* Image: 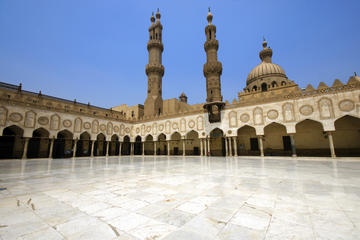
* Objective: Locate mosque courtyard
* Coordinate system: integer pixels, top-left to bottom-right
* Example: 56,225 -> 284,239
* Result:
0,156 -> 359,240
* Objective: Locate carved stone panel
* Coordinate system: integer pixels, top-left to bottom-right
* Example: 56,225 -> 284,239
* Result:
196,116 -> 204,130
107,122 -> 113,135
318,98 -> 334,119
50,114 -> 60,130
229,111 -> 238,128
299,105 -> 313,116
338,99 -> 355,112
253,107 -> 263,125
10,112 -> 23,122
100,124 -> 106,132
152,123 -> 157,135
92,120 -> 99,134
165,121 -> 171,134
283,103 -> 295,122
180,118 -> 186,132
267,110 -> 279,120
63,120 -> 72,128
84,122 -> 91,130
74,118 -> 82,133
37,116 -> 49,125
240,113 -> 250,123
172,122 -> 178,130
136,127 -> 140,134
24,111 -> 36,128
141,124 -> 145,136
0,107 -> 8,126
158,123 -> 164,132
188,120 -> 195,129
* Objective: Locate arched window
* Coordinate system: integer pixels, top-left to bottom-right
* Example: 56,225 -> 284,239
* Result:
209,30 -> 212,40
271,81 -> 277,88
261,83 -> 268,91
253,86 -> 257,91
155,33 -> 158,39
281,81 -> 286,86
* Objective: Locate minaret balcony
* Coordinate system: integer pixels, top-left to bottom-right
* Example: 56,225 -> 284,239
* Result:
203,61 -> 222,77
145,63 -> 164,76
147,40 -> 164,52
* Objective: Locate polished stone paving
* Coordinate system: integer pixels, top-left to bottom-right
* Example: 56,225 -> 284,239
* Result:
0,156 -> 360,240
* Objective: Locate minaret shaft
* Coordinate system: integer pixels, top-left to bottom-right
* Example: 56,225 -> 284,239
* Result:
144,11 -> 164,117
203,10 -> 224,123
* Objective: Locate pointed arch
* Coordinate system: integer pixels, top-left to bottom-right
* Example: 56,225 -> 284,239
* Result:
121,135 -> 131,155
156,133 -> 167,155
237,125 -> 258,156
263,122 -> 291,156
144,134 -> 154,155
209,128 -> 225,156
170,132 -> 182,155
294,119 -> 330,156
94,133 -> 106,156
185,130 -> 200,155
27,127 -> 50,158
53,130 -> 73,158
333,115 -> 360,156
109,134 -> 119,156
0,125 -> 24,159
77,131 -> 91,157
134,135 -> 142,155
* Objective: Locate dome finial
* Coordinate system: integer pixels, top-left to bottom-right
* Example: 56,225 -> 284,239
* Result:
262,36 -> 267,49
207,7 -> 213,25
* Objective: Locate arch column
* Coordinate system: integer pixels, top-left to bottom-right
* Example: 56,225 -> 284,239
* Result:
154,142 -> 157,156
200,139 -> 203,156
289,134 -> 297,157
258,136 -> 264,157
233,136 -> 238,157
22,137 -> 29,159
225,137 -> 228,156
142,142 -> 145,155
207,137 -> 211,156
229,137 -> 233,156
106,141 -> 110,156
119,142 -> 122,156
327,132 -> 336,158
49,137 -> 54,158
90,140 -> 95,157
73,139 -> 78,158
182,137 -> 186,156
204,138 -> 208,156
130,142 -> 134,155
167,141 -> 170,156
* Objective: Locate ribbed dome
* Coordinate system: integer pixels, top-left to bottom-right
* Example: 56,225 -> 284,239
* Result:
246,62 -> 286,85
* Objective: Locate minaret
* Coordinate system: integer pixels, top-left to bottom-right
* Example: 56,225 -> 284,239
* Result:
203,8 -> 224,123
144,9 -> 164,117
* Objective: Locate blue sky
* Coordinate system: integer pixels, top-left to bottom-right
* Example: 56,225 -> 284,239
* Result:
0,0 -> 359,108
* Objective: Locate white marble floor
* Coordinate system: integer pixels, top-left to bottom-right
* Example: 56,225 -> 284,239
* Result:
0,156 -> 360,240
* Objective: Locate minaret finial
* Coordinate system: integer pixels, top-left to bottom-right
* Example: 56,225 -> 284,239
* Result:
207,7 -> 213,24
156,8 -> 161,20
208,7 -> 211,12
150,12 -> 155,23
